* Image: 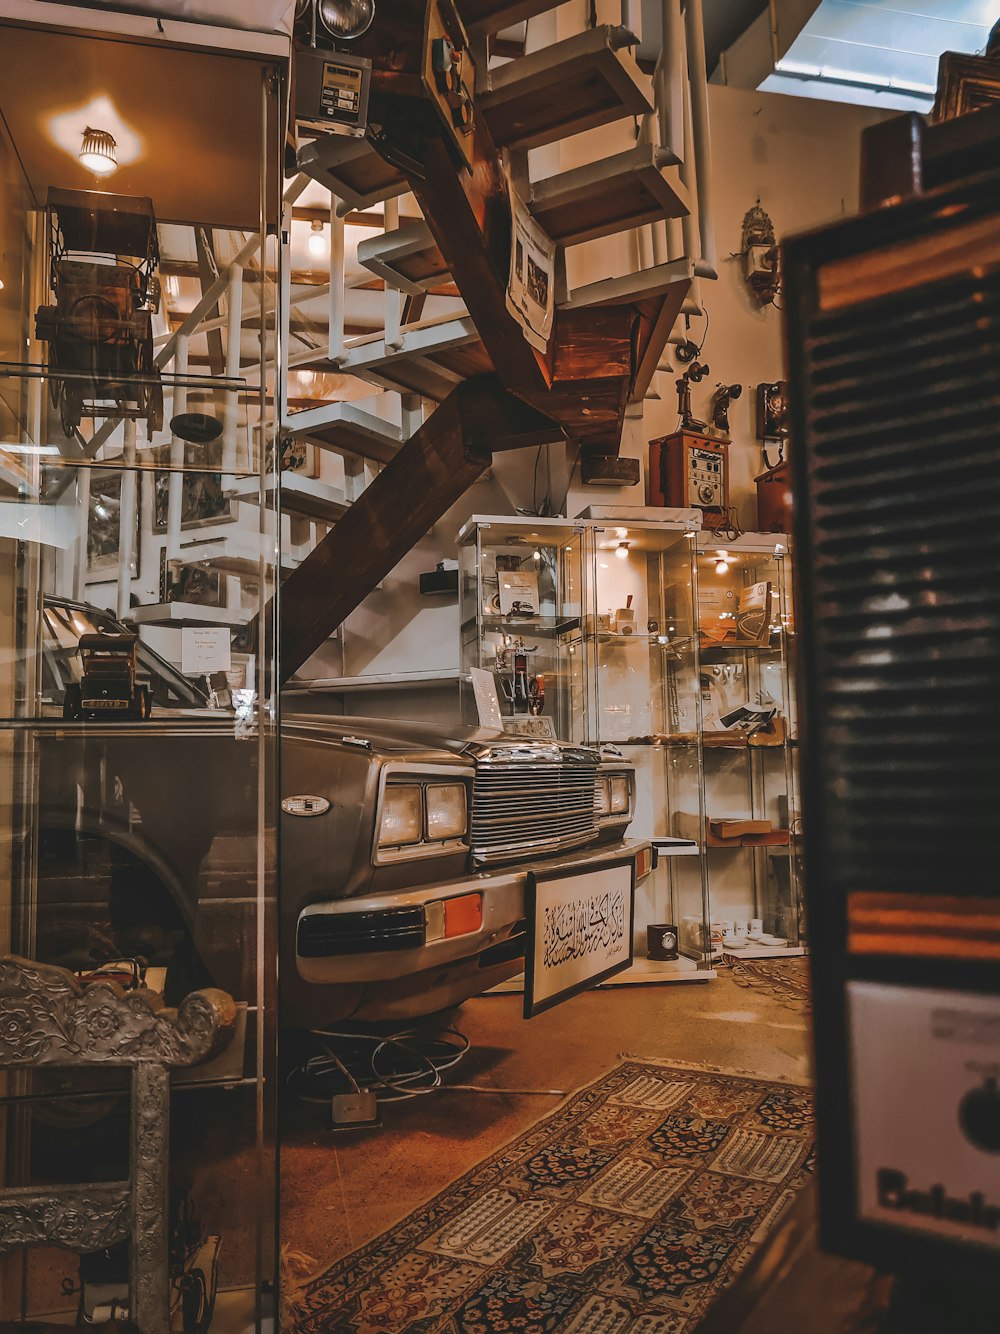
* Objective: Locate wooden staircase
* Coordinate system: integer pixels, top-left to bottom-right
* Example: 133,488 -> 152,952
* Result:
271,0 -> 714,679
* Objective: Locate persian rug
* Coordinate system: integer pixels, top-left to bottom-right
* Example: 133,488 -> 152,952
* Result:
724,956 -> 812,1011
293,1060 -> 814,1334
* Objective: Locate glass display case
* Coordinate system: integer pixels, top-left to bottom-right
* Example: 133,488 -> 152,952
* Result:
0,10 -> 284,1328
684,532 -> 803,959
458,515 -> 714,982
586,522 -> 712,980
458,516 -> 588,741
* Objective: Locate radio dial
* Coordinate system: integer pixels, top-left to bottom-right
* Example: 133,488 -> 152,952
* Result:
698,483 -> 716,505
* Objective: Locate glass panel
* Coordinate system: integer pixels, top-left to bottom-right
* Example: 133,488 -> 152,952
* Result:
0,15 -> 281,1327
458,517 -> 586,742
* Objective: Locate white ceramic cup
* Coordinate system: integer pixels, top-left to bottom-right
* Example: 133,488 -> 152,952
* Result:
748,919 -> 764,939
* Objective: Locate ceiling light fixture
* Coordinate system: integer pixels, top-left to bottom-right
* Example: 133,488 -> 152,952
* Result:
715,551 -> 730,575
79,126 -> 117,176
308,220 -> 328,257
615,541 -> 630,561
318,0 -> 375,40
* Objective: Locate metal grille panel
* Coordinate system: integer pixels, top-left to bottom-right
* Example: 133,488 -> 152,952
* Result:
798,262 -> 1000,896
470,757 -> 599,864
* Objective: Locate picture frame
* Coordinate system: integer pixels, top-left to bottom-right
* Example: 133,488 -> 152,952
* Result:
933,52 -> 1000,124
159,548 -> 227,608
87,468 -> 141,580
523,858 -> 635,1019
153,468 -> 235,533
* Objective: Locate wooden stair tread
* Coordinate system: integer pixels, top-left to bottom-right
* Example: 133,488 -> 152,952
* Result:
229,473 -> 351,524
530,144 -> 690,245
297,135 -> 407,214
481,25 -> 652,151
290,401 -> 404,464
356,220 -> 448,296
458,0 -> 565,34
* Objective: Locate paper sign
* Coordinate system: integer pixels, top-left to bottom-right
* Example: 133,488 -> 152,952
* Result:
181,626 -> 232,676
470,667 -> 504,730
506,179 -> 556,353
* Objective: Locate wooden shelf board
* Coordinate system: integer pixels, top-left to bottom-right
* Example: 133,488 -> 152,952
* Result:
228,474 -> 351,525
531,145 -> 690,246
128,602 -> 247,628
481,25 -> 653,152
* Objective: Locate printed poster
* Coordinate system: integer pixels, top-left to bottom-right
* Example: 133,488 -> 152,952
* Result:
506,179 -> 556,353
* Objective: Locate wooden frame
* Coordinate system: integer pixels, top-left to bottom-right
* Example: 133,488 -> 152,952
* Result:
523,856 -> 635,1018
933,52 -> 1000,124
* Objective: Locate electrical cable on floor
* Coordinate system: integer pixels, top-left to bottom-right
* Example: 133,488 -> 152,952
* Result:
287,1025 -> 470,1107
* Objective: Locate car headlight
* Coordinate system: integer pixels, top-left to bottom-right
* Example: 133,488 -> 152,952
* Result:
610,775 -> 630,814
378,784 -> 422,847
426,783 -> 468,841
596,773 -> 631,819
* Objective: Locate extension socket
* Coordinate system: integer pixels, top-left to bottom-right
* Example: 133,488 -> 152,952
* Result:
331,1089 -> 380,1131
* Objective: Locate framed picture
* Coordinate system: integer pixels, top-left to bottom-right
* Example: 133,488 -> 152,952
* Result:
159,548 -> 226,608
87,468 -> 141,579
933,52 -> 1000,123
523,859 -> 635,1018
153,468 -> 234,533
282,438 -> 320,479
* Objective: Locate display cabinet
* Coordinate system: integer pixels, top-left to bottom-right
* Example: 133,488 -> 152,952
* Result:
682,532 -> 803,958
458,515 -> 714,982
458,516 -> 588,741
0,10 -> 285,1327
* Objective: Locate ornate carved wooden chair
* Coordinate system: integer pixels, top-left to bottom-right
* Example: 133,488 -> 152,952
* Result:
0,956 -> 236,1334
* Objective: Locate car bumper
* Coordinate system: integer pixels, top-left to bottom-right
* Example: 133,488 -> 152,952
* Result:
296,837 -> 653,984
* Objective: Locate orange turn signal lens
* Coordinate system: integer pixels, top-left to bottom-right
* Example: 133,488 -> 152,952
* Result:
443,892 -> 483,938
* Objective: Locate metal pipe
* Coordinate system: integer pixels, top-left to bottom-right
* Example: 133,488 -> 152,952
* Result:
684,0 -> 719,278
383,197 -> 404,351
222,264 -> 243,474
328,193 -> 346,364
116,419 -> 137,620
658,0 -> 685,165
167,335 -> 189,560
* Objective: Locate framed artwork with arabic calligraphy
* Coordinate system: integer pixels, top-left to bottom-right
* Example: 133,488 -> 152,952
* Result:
523,858 -> 635,1018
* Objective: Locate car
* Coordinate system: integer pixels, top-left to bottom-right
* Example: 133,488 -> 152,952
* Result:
29,598 -> 648,1025
63,631 -> 152,721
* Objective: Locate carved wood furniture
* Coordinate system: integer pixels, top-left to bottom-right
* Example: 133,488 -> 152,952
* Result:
0,957 -> 237,1334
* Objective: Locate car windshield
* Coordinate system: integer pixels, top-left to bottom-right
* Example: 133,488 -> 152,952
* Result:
40,600 -> 207,710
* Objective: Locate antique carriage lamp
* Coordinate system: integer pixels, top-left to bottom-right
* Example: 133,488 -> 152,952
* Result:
79,126 -> 117,176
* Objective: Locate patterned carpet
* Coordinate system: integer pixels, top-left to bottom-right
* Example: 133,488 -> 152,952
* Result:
293,1060 -> 813,1333
725,956 -> 812,1011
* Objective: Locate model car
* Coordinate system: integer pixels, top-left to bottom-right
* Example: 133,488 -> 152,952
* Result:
29,599 -> 648,1026
63,631 -> 152,721
35,187 -> 163,437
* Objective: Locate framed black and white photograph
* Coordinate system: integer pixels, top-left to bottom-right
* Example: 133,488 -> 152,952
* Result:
523,858 -> 635,1018
159,548 -> 227,608
153,468 -> 234,533
87,468 -> 141,580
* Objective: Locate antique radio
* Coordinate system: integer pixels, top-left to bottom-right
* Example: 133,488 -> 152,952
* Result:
647,430 -> 728,527
785,110 -> 1000,1293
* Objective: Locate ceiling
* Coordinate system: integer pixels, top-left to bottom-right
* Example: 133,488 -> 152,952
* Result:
0,22 -> 279,228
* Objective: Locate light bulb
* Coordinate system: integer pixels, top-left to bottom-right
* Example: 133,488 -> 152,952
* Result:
79,127 -> 117,176
533,549 -> 542,561
614,541 -> 629,560
308,220 -> 328,257
715,559 -> 729,575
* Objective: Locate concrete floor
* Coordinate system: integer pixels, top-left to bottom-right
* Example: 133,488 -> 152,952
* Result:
279,970 -> 813,1275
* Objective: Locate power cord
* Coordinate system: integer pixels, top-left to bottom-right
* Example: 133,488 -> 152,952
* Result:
287,1025 -> 470,1108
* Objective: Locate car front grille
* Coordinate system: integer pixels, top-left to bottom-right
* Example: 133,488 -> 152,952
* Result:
470,746 -> 600,865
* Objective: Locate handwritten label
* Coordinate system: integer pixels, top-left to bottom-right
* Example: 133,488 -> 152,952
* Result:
181,627 -> 232,676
